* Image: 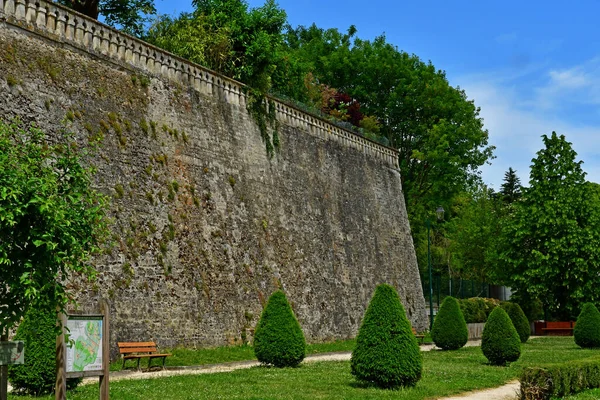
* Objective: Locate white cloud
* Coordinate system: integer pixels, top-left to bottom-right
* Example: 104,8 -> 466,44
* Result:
456,73 -> 600,189
548,68 -> 588,89
531,57 -> 600,109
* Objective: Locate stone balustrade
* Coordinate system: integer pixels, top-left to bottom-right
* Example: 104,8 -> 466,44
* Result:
0,0 -> 399,168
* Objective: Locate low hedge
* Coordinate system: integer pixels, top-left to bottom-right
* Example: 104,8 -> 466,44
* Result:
520,357 -> 600,400
458,297 -> 500,323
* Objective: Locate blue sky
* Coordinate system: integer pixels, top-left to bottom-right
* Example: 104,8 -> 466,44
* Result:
153,0 -> 600,189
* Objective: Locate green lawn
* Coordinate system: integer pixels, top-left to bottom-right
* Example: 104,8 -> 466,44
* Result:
563,390 -> 600,400
10,337 -> 597,400
111,339 -> 357,371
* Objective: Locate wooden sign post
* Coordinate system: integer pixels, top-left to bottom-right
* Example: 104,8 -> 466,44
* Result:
56,300 -> 110,400
0,333 -> 7,400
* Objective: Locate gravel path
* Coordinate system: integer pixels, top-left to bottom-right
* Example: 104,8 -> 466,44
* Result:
439,380 -> 520,400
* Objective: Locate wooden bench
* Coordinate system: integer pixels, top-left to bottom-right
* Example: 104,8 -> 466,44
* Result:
118,341 -> 171,370
412,327 -> 425,344
541,321 -> 575,336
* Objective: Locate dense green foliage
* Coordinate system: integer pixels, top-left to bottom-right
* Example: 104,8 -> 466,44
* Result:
431,296 -> 468,350
351,284 -> 422,388
458,297 -> 500,323
253,290 -> 305,367
500,302 -> 530,343
0,120 -> 108,335
56,0 -> 156,36
445,185 -> 502,283
501,133 -> 600,319
8,301 -> 80,394
481,307 -> 521,366
574,303 -> 600,349
520,357 -> 600,400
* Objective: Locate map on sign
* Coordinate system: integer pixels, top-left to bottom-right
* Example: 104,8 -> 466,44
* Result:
0,341 -> 24,365
66,318 -> 103,372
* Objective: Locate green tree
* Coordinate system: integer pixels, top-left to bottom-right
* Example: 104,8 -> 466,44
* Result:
55,0 -> 156,37
500,167 -> 522,204
500,302 -> 530,343
351,284 -> 422,388
431,296 -> 468,350
574,303 -> 600,348
282,30 -> 494,271
0,120 -> 109,336
446,184 -> 502,283
481,307 -> 521,366
253,290 -> 305,367
501,132 -> 600,319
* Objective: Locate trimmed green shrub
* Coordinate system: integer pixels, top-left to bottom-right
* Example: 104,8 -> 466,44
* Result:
432,296 -> 469,350
500,302 -> 530,343
458,297 -> 500,323
574,303 -> 600,348
351,284 -> 422,388
8,304 -> 80,395
520,357 -> 600,400
481,306 -> 521,366
253,290 -> 306,367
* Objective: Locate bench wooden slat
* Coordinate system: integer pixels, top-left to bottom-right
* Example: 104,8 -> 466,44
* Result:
123,353 -> 170,359
120,347 -> 158,354
118,342 -> 157,348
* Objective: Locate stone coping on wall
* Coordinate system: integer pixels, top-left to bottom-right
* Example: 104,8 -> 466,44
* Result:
0,0 -> 400,169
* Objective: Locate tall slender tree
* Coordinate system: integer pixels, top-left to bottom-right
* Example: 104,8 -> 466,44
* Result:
500,167 -> 522,204
502,132 -> 600,319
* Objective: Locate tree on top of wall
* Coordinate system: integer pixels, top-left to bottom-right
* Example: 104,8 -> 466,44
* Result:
55,0 -> 156,37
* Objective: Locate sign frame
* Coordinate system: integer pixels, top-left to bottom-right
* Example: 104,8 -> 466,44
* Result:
56,300 -> 110,400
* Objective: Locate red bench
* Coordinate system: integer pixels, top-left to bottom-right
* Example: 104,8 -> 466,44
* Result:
541,321 -> 575,336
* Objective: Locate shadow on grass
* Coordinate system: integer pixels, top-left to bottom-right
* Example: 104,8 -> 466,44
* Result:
348,380 -> 413,390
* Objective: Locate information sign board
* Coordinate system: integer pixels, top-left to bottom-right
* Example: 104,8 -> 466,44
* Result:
65,316 -> 103,373
0,341 -> 24,365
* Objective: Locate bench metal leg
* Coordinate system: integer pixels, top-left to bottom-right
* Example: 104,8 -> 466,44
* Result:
136,357 -> 141,371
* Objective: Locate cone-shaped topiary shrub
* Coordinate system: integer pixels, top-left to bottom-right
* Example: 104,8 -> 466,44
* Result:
351,284 -> 422,388
432,296 -> 469,350
500,302 -> 530,343
574,303 -> 600,348
8,303 -> 81,395
253,290 -> 306,367
481,307 -> 521,365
